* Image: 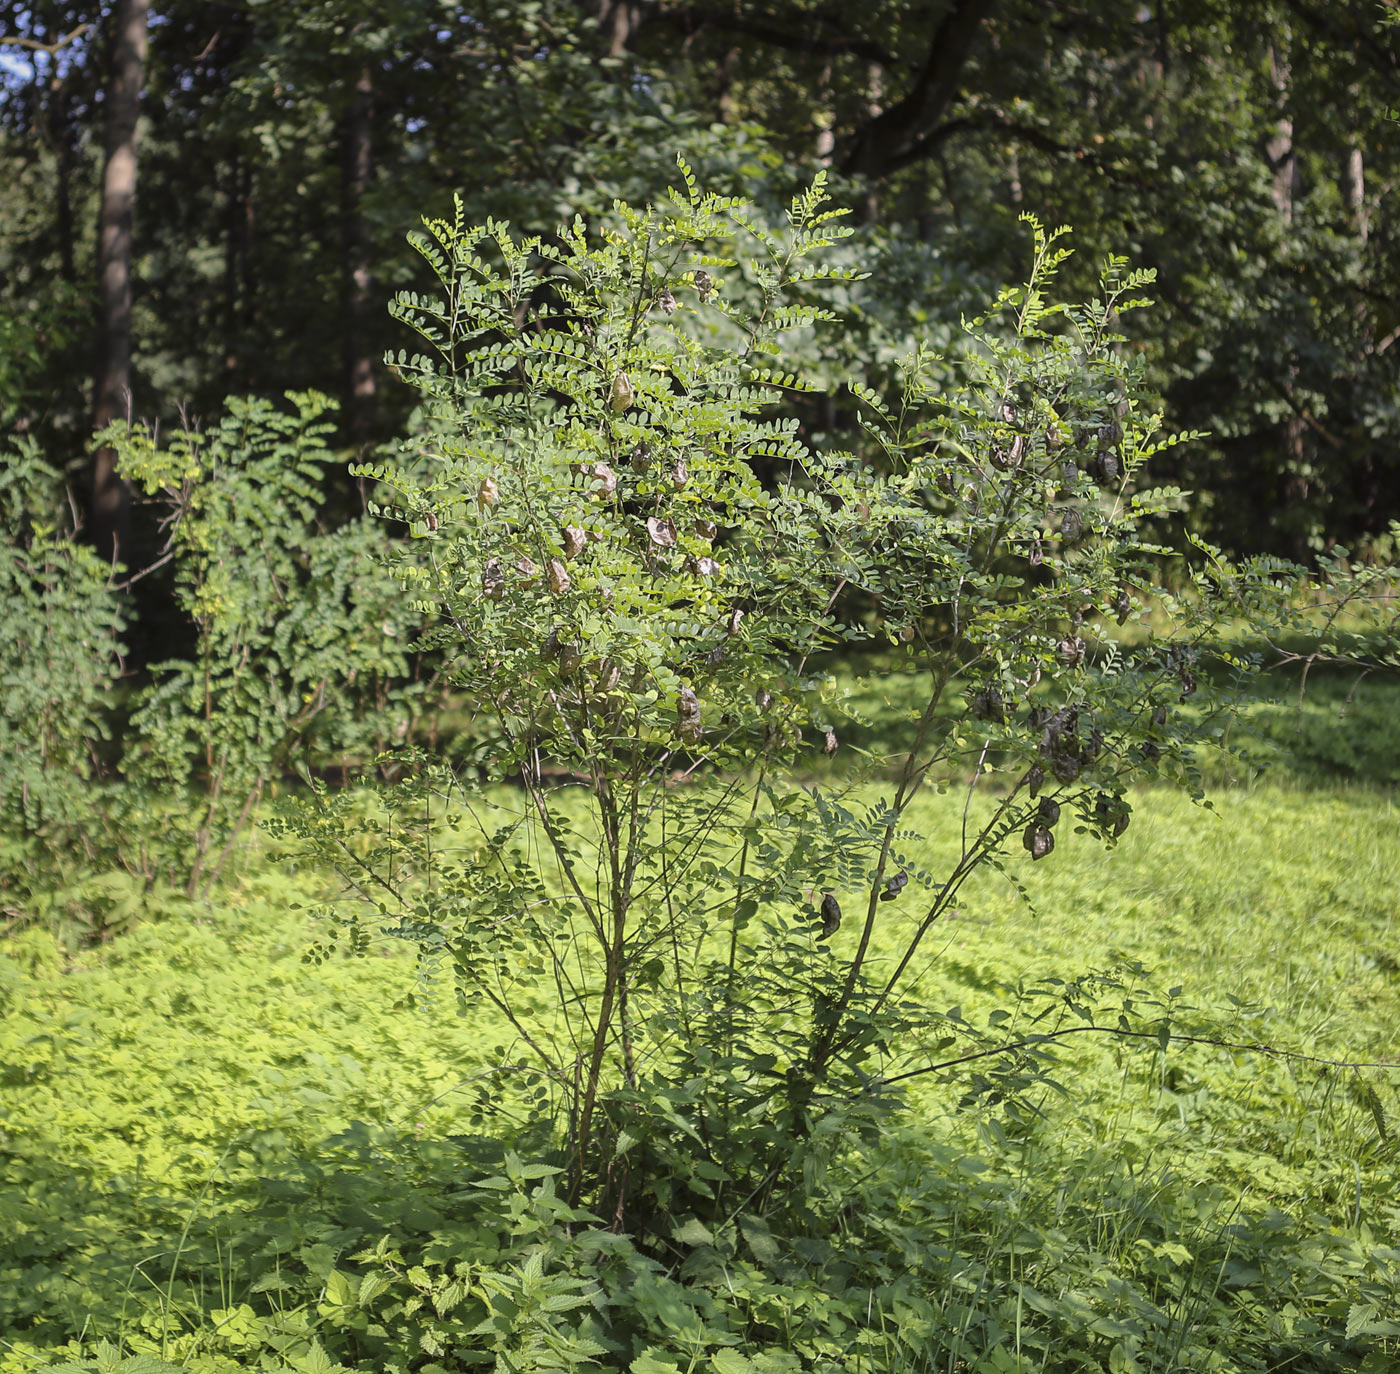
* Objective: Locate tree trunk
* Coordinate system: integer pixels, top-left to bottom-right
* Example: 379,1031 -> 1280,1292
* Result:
339,65 -> 376,446
1265,40 -> 1296,227
92,0 -> 149,567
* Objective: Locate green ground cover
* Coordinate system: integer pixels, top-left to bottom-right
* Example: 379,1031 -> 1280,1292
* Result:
2,775 -> 1397,1373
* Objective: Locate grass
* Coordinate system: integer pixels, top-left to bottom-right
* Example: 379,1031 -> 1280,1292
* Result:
2,769 -> 1398,1372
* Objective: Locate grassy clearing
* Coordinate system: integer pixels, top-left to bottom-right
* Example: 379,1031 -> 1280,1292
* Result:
2,778 -> 1397,1373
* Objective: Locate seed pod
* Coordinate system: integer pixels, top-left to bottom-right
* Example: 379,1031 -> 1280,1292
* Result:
1026,763 -> 1046,798
1038,797 -> 1061,828
694,518 -> 718,541
687,554 -> 718,577
754,687 -> 773,713
515,556 -> 538,585
629,442 -> 653,472
1141,741 -> 1161,762
726,606 -> 745,636
482,559 -> 505,601
591,463 -> 618,498
563,524 -> 587,558
990,435 -> 1026,471
477,477 -> 500,509
656,287 -> 678,315
823,727 -> 839,756
596,660 -> 621,693
671,460 -> 689,489
899,625 -> 916,643
677,686 -> 702,742
1045,423 -> 1066,452
1178,669 -> 1197,697
1057,636 -> 1087,669
1152,706 -> 1168,728
818,892 -> 842,939
1053,753 -> 1082,782
705,645 -> 726,667
547,558 -> 570,595
610,371 -> 635,412
423,510 -> 439,532
972,686 -> 1005,722
1062,461 -> 1079,488
880,871 -> 909,902
1060,509 -> 1085,544
1023,825 -> 1055,861
1028,539 -> 1044,567
1095,452 -> 1120,483
693,270 -> 714,302
1098,420 -> 1123,448
1114,587 -> 1132,624
936,471 -> 957,496
646,516 -> 677,548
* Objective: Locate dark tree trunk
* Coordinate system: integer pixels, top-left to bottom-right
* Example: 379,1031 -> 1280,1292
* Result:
339,65 -> 376,446
92,0 -> 149,567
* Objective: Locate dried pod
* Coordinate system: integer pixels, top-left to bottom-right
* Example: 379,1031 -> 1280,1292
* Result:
936,471 -> 957,496
656,287 -> 678,315
1095,793 -> 1132,838
1178,669 -> 1197,697
1028,539 -> 1044,567
563,524 -> 587,558
818,892 -> 842,939
477,476 -> 500,509
610,371 -> 635,412
1053,753 -> 1082,783
515,556 -> 538,585
482,559 -> 506,601
596,660 -> 621,693
646,516 -> 677,548
693,269 -> 714,302
705,645 -> 726,667
677,686 -> 702,742
1141,741 -> 1161,763
629,441 -> 653,472
1038,797 -> 1061,828
880,871 -> 909,902
726,607 -> 745,636
1023,825 -> 1055,861
1152,705 -> 1168,728
687,554 -> 718,577
990,435 -> 1026,471
823,727 -> 839,757
1098,420 -> 1123,448
1045,423 -> 1066,453
1057,635 -> 1087,669
546,558 -> 570,595
423,510 -> 439,532
899,625 -> 916,643
754,687 -> 774,713
694,518 -> 718,541
1062,461 -> 1079,488
1114,587 -> 1132,625
1026,763 -> 1046,798
972,686 -> 1005,723
542,627 -> 562,659
591,463 -> 618,498
671,459 -> 689,489
1060,509 -> 1085,544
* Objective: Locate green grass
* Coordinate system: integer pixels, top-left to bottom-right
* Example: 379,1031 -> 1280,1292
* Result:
2,778 -> 1397,1373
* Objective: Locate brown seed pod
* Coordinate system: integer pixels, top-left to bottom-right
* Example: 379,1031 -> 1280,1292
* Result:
1053,754 -> 1082,782
1098,420 -> 1123,448
687,554 -> 718,577
726,606 -> 745,636
1060,509 -> 1085,544
562,525 -> 587,558
671,460 -> 689,489
646,516 -> 677,548
677,686 -> 702,742
1141,741 -> 1161,762
423,511 -> 439,532
1152,706 -> 1168,728
818,891 -> 842,939
477,477 -> 500,509
899,625 -> 916,643
880,871 -> 909,902
655,287 -> 678,315
1114,587 -> 1132,624
596,660 -> 621,693
482,559 -> 505,602
693,270 -> 714,302
1038,797 -> 1061,828
972,687 -> 1005,723
1028,539 -> 1044,567
694,518 -> 718,542
546,558 -> 570,595
629,442 -> 653,472
705,644 -> 726,667
1057,636 -> 1087,669
990,434 -> 1026,471
1095,452 -> 1120,483
610,371 -> 635,412
515,556 -> 538,585
1045,423 -> 1066,453
591,463 -> 618,498
1178,669 -> 1197,697
754,687 -> 773,712
823,727 -> 839,756
1026,763 -> 1046,798
1023,825 -> 1055,861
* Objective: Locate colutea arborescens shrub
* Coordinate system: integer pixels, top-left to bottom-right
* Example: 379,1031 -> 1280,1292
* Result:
289,165 -> 1285,1243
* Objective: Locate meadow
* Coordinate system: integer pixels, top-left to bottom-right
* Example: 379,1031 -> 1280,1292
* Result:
3,675 -> 1398,1374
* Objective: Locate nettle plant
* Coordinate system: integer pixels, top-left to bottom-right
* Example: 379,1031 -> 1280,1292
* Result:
295,167 -> 1263,1243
